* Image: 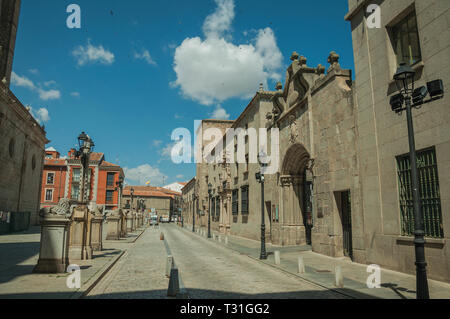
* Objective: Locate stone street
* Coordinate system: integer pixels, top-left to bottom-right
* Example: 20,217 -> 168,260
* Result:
86,224 -> 348,299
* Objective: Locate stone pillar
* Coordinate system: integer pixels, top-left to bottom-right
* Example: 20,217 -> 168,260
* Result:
120,211 -> 127,237
34,213 -> 71,274
90,212 -> 103,251
68,205 -> 92,260
126,211 -> 134,232
106,210 -> 121,240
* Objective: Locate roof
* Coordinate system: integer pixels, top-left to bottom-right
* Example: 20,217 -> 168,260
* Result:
89,152 -> 104,162
45,147 -> 57,152
44,158 -> 67,166
123,185 -> 181,198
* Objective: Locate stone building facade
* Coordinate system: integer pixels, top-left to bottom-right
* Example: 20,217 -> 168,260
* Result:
122,186 -> 181,219
181,177 -> 197,227
0,0 -> 49,227
181,0 -> 450,283
345,0 -> 450,282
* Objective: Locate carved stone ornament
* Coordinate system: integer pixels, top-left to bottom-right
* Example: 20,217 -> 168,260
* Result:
39,198 -> 76,218
289,114 -> 299,144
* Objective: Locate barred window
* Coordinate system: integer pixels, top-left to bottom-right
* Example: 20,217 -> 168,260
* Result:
396,147 -> 443,238
390,10 -> 422,66
107,173 -> 115,187
241,186 -> 249,214
232,189 -> 238,215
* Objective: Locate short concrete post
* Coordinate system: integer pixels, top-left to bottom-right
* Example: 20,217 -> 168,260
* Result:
166,255 -> 174,277
274,251 -> 281,265
167,267 -> 180,297
218,235 -> 222,243
225,236 -> 228,245
298,256 -> 305,274
335,265 -> 344,288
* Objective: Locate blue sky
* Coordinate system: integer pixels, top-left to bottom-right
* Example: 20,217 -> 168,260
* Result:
11,0 -> 353,186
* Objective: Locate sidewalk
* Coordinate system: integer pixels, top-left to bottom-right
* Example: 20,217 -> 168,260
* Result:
0,224 -> 146,299
184,225 -> 450,299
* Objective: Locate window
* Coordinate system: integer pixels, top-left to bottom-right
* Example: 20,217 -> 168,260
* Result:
106,190 -> 114,204
72,168 -> 81,183
390,10 -> 421,66
232,189 -> 239,215
107,172 -> 115,187
45,189 -> 53,202
71,185 -> 80,200
396,147 -> 444,238
47,172 -> 55,185
241,186 -> 249,214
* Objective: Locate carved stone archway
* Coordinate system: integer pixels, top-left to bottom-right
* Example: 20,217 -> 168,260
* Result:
278,143 -> 311,246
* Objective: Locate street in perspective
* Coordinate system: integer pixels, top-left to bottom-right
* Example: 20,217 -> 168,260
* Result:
1,0 -> 450,307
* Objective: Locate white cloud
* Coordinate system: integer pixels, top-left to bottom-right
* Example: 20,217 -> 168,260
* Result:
29,69 -> 39,75
11,72 -> 36,90
43,80 -> 57,87
28,106 -> 50,124
124,164 -> 167,186
210,105 -> 230,120
203,0 -> 235,39
70,92 -> 80,98
172,0 -> 282,106
176,174 -> 184,179
11,72 -> 61,101
38,88 -> 61,101
72,40 -> 115,66
134,49 -> 157,66
153,140 -> 163,147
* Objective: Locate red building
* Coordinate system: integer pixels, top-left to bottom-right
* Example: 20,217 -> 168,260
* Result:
40,148 -> 125,211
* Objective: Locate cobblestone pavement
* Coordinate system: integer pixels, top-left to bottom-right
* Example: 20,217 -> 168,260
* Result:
86,226 -> 170,299
163,224 -> 348,299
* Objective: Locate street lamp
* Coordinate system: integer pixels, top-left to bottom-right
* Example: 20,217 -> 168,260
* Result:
75,131 -> 94,203
390,63 -> 444,299
208,183 -> 212,238
255,151 -> 268,260
130,188 -> 135,212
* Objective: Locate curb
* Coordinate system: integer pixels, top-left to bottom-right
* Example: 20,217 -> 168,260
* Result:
71,250 -> 126,299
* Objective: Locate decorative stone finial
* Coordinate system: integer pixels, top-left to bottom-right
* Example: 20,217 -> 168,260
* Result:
290,51 -> 299,61
259,83 -> 264,92
316,64 -> 326,75
328,51 -> 340,65
275,82 -> 283,90
298,56 -> 307,66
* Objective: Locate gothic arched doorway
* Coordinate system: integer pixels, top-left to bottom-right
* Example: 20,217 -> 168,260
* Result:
279,143 -> 313,245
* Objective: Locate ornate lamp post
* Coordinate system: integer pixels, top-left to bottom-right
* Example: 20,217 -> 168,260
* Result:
255,151 -> 268,260
75,132 -> 94,203
130,188 -> 135,212
390,63 -> 444,299
208,183 -> 212,238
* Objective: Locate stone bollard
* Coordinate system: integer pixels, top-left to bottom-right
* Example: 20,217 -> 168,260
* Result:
106,211 -> 121,240
34,209 -> 71,273
218,235 -> 222,243
90,213 -> 103,251
225,236 -> 228,245
274,251 -> 281,265
166,255 -> 174,277
68,205 -> 93,260
160,233 -> 164,240
298,256 -> 305,274
335,265 -> 344,288
167,267 -> 180,297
